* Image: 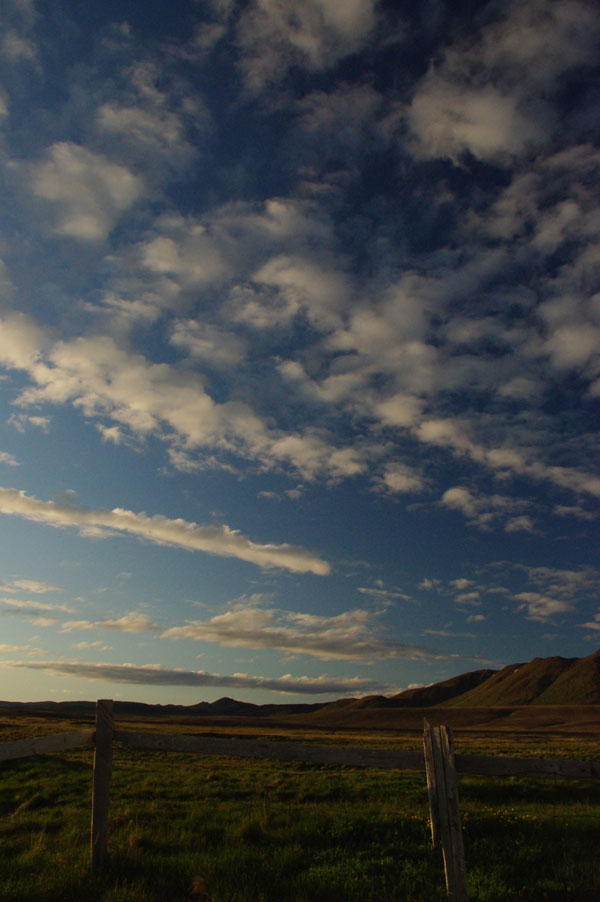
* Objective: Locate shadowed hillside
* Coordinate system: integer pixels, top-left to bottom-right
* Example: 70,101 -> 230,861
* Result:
390,669 -> 497,706
445,650 -> 600,707
533,649 -> 600,705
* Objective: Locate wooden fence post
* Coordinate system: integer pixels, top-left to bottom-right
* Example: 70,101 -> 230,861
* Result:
423,721 -> 468,902
91,699 -> 114,873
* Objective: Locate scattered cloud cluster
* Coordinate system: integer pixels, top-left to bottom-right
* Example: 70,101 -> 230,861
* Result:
407,0 -> 598,163
418,564 -> 600,624
58,601 -> 450,663
235,0 -> 377,91
0,0 -> 598,700
162,605 -> 444,661
514,566 -> 600,621
441,487 -> 535,533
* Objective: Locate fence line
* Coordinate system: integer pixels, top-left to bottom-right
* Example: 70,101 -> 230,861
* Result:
0,728 -> 94,763
2,699 -> 599,900
91,699 -> 113,873
114,728 -> 426,769
113,729 -> 600,780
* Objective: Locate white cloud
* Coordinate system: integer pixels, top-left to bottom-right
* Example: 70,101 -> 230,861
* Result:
515,592 -> 572,621
0,322 -> 273,467
0,313 -> 46,369
252,254 -> 350,330
422,629 -> 476,639
509,564 -> 600,621
516,565 -> 600,599
477,0 -> 599,85
441,486 -> 530,531
2,579 -> 59,594
97,103 -> 193,164
162,605 -> 445,661
408,78 -> 543,163
0,643 -> 44,656
0,485 -> 330,574
2,29 -> 38,64
455,592 -> 481,607
7,413 -> 50,433
0,451 -> 19,467
101,197 -> 339,327
28,142 -> 144,241
406,0 -> 599,163
450,578 -> 474,591
504,515 -> 536,534
62,611 -> 159,633
0,597 -> 73,619
170,320 -> 247,368
441,487 -> 479,520
553,504 -> 596,521
377,462 -> 427,495
357,586 -> 413,603
96,424 -> 125,445
140,226 -> 229,289
236,0 -> 377,91
579,613 -> 600,632
0,659 -> 395,696
424,423 -> 600,500
375,393 -> 423,428
497,377 -> 542,401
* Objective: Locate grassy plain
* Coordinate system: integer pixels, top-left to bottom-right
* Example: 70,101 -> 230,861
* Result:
0,710 -> 599,901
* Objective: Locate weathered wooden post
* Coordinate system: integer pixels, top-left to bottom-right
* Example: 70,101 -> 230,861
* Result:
91,699 -> 114,872
423,721 -> 468,901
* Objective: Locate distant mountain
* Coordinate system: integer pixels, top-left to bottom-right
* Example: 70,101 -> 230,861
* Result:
1,650 -> 599,719
0,696 -> 323,719
444,649 -> 600,707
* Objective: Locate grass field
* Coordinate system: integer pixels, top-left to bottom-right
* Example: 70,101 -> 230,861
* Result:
0,711 -> 599,901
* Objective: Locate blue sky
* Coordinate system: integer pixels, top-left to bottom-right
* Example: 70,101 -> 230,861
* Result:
0,0 -> 599,705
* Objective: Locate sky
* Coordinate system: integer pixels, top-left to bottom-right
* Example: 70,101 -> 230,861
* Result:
0,0 -> 599,706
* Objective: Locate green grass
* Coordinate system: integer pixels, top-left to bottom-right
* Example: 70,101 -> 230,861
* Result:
0,718 -> 599,900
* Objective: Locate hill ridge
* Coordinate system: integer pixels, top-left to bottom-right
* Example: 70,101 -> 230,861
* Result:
441,649 -> 600,707
1,649 -> 598,717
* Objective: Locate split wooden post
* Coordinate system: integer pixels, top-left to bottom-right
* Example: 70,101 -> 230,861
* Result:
91,699 -> 114,872
423,721 -> 468,902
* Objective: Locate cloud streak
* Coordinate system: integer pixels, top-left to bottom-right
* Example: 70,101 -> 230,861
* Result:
0,660 -> 394,696
1,597 -> 74,617
62,612 -> 159,633
1,578 -> 59,594
0,486 -> 330,574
